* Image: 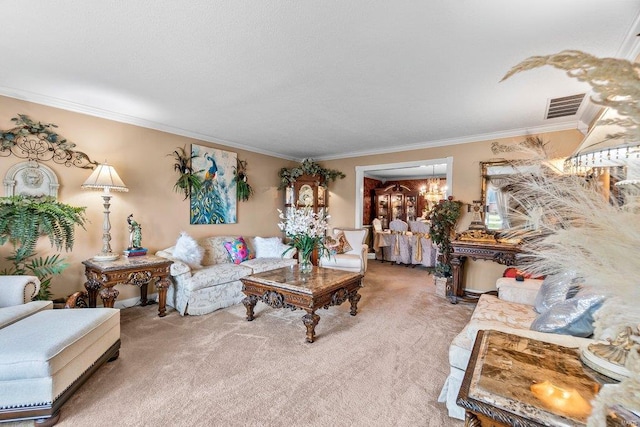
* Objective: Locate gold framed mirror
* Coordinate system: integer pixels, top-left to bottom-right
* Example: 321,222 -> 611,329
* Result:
480,160 -> 518,231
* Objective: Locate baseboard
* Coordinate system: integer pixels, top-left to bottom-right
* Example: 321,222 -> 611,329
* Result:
367,253 -> 376,260
94,294 -> 158,309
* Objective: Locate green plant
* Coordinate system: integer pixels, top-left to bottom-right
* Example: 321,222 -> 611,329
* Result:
169,146 -> 203,200
428,196 -> 463,277
234,159 -> 254,202
0,195 -> 87,300
278,158 -> 345,190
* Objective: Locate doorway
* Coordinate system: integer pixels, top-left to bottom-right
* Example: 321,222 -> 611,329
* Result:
354,157 -> 453,228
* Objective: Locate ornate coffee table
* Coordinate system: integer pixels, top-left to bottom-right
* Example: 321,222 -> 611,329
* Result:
240,266 -> 364,343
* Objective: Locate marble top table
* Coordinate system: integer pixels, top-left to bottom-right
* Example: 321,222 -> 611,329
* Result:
457,330 -> 616,426
240,265 -> 363,343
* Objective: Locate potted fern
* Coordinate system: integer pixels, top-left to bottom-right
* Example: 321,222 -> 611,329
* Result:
169,146 -> 203,200
234,159 -> 254,202
0,195 -> 87,300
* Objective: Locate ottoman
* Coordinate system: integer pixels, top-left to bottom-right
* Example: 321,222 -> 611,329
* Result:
0,307 -> 120,426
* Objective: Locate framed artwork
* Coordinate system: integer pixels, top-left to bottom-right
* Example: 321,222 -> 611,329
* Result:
3,161 -> 60,198
190,144 -> 237,224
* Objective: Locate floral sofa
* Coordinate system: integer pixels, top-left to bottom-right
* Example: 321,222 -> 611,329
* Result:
438,276 -> 603,420
156,235 -> 297,316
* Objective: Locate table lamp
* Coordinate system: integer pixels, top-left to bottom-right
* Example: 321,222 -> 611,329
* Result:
81,162 -> 129,261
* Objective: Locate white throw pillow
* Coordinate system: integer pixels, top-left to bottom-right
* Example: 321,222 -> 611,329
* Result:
254,236 -> 286,258
173,232 -> 205,269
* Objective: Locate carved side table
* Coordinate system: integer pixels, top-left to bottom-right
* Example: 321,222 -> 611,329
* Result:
82,255 -> 173,317
449,240 -> 520,304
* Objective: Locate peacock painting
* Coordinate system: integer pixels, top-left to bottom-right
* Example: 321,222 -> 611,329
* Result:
190,144 -> 237,224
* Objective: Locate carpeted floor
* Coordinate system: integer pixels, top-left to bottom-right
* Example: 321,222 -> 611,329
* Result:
11,262 -> 475,427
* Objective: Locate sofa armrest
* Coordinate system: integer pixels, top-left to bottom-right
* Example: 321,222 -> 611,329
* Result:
0,276 -> 41,307
496,277 -> 543,306
155,250 -> 192,277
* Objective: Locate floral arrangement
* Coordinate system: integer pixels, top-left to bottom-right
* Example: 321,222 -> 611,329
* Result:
278,158 -> 345,190
277,207 -> 331,271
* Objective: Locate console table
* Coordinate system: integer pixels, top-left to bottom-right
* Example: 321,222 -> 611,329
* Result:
449,239 -> 520,303
82,255 -> 173,317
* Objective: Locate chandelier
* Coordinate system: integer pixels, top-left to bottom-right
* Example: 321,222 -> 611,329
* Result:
420,166 -> 445,204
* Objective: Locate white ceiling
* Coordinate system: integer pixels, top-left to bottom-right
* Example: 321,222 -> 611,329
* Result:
2,1 -> 640,161
365,164 -> 447,181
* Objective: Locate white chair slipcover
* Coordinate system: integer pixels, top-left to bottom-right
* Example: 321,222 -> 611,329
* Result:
383,220 -> 411,264
408,221 -> 437,267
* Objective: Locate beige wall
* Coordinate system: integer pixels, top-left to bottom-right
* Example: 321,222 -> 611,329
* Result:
0,96 -> 295,301
322,130 -> 583,292
0,95 -> 583,299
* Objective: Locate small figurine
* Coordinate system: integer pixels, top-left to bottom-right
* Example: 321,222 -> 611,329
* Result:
127,214 -> 143,249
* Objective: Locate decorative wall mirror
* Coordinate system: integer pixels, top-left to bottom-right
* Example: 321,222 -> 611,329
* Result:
481,160 -> 544,231
480,160 -> 516,231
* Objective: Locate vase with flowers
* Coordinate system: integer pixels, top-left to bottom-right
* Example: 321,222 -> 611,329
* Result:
278,207 -> 330,273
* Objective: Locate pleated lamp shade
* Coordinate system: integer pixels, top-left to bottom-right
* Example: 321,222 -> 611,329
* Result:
81,163 -> 129,192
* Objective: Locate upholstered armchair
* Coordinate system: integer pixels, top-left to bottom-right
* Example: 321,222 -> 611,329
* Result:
319,228 -> 368,273
408,221 -> 437,267
383,219 -> 411,264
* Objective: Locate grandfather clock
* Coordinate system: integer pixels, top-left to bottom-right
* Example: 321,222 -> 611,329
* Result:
284,174 -> 327,215
284,174 -> 327,264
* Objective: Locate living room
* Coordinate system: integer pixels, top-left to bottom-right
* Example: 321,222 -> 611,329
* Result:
1,2 -> 640,426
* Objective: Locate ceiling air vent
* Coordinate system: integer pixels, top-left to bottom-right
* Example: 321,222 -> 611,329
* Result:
545,93 -> 585,119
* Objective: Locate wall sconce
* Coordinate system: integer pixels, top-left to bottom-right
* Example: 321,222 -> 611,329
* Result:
81,162 -> 129,261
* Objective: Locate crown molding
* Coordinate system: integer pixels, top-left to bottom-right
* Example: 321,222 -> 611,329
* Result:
312,121 -> 584,161
0,88 -> 297,161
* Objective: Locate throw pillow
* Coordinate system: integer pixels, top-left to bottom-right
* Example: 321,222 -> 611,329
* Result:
530,289 -> 605,337
334,231 -> 353,254
503,267 -> 544,280
224,237 -> 251,265
254,236 -> 285,258
173,232 -> 205,269
534,270 -> 579,314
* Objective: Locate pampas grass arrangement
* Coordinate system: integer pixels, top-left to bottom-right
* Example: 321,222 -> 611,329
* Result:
503,51 -> 640,425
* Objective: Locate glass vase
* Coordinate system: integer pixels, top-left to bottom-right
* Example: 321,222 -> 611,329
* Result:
299,250 -> 313,273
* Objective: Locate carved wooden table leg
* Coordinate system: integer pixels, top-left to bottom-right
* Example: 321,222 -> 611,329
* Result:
348,290 -> 361,316
99,287 -> 120,308
128,270 -> 153,306
243,295 -> 258,321
450,255 -> 463,304
302,311 -> 320,343
464,411 -> 482,427
139,282 -> 150,306
156,277 -> 171,317
84,276 -> 102,308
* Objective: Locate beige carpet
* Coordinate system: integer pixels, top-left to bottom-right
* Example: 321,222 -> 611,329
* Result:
13,262 -> 474,427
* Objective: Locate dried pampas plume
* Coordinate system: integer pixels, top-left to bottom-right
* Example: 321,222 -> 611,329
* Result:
503,49 -> 640,427
502,139 -> 640,333
503,50 -> 640,143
